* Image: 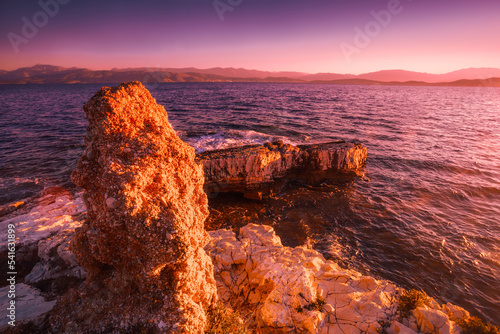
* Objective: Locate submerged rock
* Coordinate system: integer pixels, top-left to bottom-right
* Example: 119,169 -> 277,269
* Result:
50,82 -> 216,333
197,141 -> 367,199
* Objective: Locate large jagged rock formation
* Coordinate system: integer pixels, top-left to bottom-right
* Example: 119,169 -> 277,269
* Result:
50,82 -> 217,333
197,141 -> 367,199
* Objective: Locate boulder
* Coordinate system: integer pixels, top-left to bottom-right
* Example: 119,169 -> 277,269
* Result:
442,303 -> 470,321
24,229 -> 86,295
413,307 -> 461,334
197,141 -> 367,200
387,321 -> 418,334
50,82 -> 217,333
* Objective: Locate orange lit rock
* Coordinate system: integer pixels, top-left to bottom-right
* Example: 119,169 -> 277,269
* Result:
51,82 -> 216,333
412,307 -> 460,334
197,141 -> 367,200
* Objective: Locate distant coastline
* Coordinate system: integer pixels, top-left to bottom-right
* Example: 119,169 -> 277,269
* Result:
1,64 -> 500,87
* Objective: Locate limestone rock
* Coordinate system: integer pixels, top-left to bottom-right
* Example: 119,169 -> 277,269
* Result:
24,229 -> 86,294
205,224 -> 398,333
50,82 -> 217,333
442,303 -> 470,321
387,321 -> 418,334
0,188 -> 85,288
0,187 -> 84,255
413,307 -> 460,334
197,141 -> 367,199
0,283 -> 56,330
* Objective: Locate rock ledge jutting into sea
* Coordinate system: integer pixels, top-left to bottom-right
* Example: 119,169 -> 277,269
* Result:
197,141 -> 367,200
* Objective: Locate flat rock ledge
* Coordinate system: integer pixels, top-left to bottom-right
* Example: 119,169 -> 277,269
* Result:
197,141 -> 367,200
205,224 -> 467,334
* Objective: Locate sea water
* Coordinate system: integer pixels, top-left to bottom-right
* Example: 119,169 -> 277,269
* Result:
0,82 -> 499,324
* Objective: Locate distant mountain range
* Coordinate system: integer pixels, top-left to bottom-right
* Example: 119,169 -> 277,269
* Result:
1,64 -> 499,87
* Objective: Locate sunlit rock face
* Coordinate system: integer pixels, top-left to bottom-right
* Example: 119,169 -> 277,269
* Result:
206,224 -> 469,334
197,141 -> 367,200
51,82 -> 216,333
206,224 -> 398,333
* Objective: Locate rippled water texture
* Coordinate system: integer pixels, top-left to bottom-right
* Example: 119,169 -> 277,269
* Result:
0,83 -> 499,324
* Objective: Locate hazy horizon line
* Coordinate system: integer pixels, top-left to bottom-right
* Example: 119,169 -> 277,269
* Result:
3,63 -> 500,76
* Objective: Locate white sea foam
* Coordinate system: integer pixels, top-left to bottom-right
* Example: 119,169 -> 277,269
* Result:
179,129 -> 303,153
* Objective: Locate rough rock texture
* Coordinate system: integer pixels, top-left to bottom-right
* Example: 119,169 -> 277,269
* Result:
0,187 -> 85,288
387,299 -> 470,334
205,224 -> 468,334
206,224 -> 398,333
0,283 -> 56,330
24,228 -> 86,295
197,141 -> 367,199
50,82 -> 217,333
412,307 -> 460,334
0,212 -> 475,333
388,321 -> 418,334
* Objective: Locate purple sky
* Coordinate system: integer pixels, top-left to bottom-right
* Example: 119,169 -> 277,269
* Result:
1,0 -> 499,74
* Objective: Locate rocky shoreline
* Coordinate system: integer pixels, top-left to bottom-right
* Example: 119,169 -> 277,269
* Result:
0,82 -> 493,333
0,196 -> 475,333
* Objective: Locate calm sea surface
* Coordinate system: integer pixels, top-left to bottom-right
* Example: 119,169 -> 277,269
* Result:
0,83 -> 499,324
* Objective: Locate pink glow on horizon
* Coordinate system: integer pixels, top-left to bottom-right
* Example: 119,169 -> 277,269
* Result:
0,1 -> 498,74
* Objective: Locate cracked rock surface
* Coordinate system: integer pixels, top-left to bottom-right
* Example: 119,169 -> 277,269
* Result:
206,224 -> 398,333
0,187 -> 86,288
205,224 -> 467,334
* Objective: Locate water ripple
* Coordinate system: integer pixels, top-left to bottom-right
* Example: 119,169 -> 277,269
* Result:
1,83 -> 499,324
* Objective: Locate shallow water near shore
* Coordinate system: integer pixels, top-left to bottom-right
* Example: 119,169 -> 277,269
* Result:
0,82 -> 499,324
